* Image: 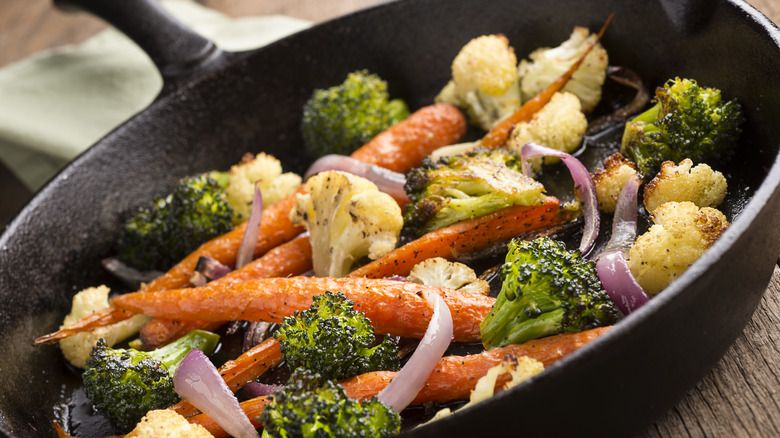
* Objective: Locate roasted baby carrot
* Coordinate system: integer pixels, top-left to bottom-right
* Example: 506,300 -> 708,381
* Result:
34,307 -> 135,346
190,327 -> 611,437
341,326 -> 611,403
139,234 -> 314,348
349,196 -> 571,279
350,103 -> 467,173
171,337 -> 283,418
478,14 -> 613,149
111,277 -> 495,343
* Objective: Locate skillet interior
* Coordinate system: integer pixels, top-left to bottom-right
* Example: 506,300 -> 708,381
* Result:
2,0 -> 780,436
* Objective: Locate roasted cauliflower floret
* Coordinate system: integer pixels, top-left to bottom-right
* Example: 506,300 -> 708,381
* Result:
505,91 -> 587,173
592,152 -> 639,212
290,170 -> 403,277
225,152 -> 302,222
426,355 -> 544,422
407,257 -> 490,295
126,409 -> 214,438
643,158 -> 727,213
59,285 -> 149,369
436,34 -> 522,131
518,26 -> 608,113
628,201 -> 730,296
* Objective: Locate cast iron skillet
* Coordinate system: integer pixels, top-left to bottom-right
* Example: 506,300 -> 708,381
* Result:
2,0 -> 780,436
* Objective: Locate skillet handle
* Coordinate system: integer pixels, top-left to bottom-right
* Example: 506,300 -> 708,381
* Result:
53,0 -> 223,81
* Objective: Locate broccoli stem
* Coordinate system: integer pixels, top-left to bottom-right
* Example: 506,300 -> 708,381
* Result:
149,329 -> 220,376
480,291 -> 563,348
633,102 -> 660,124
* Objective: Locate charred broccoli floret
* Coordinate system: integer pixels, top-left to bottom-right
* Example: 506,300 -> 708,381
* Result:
117,174 -> 235,272
276,291 -> 400,381
402,148 -> 546,239
301,70 -> 409,157
620,77 -> 745,177
480,237 -> 618,349
82,330 -> 220,432
260,368 -> 400,438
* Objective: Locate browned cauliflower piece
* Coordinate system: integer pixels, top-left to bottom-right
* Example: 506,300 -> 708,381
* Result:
425,355 -> 544,423
125,409 -> 214,438
643,158 -> 727,214
505,91 -> 587,173
436,34 -> 522,130
290,170 -> 403,277
59,285 -> 149,368
407,257 -> 490,295
225,152 -> 302,222
591,152 -> 639,212
518,26 -> 608,113
628,201 -> 729,296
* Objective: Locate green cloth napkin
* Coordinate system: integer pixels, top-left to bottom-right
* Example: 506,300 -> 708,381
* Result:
0,1 -> 310,191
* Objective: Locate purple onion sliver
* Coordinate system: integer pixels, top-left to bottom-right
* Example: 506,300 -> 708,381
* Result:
304,154 -> 408,201
174,349 -> 259,438
377,290 -> 453,412
520,143 -> 600,254
242,321 -> 274,352
236,184 -> 264,269
605,173 -> 641,252
194,256 -> 232,282
242,381 -> 284,398
596,172 -> 648,315
101,257 -> 163,287
596,250 -> 649,315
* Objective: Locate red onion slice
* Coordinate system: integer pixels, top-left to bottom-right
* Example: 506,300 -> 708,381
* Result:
174,349 -> 259,438
304,154 -> 408,202
236,184 -> 264,269
520,143 -> 599,255
377,289 -> 453,412
101,257 -> 163,288
596,251 -> 648,315
595,174 -> 649,315
190,256 -> 233,287
242,381 -> 284,398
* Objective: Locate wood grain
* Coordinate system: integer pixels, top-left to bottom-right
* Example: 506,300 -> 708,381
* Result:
0,1 -> 779,437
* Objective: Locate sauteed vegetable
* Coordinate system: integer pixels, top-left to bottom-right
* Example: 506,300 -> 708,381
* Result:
38,17 -> 746,438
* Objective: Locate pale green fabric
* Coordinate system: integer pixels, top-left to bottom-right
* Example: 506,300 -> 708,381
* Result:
0,1 -> 310,191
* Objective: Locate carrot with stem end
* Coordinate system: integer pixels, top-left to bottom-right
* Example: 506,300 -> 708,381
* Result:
111,277 -> 495,343
33,234 -> 313,346
349,196 -> 573,279
478,13 -> 614,149
189,327 -> 611,438
341,326 -> 611,403
35,197 -> 569,346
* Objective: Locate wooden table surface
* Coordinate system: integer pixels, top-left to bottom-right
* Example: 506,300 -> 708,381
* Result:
1,0 -> 779,436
